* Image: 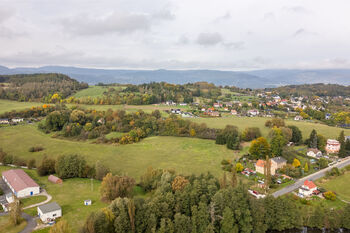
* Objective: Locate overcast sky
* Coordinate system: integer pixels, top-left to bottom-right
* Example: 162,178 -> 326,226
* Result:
0,0 -> 350,70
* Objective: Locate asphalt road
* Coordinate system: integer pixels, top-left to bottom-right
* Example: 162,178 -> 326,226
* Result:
272,157 -> 350,198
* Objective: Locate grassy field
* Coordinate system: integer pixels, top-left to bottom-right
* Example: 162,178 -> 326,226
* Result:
0,215 -> 27,233
317,172 -> 350,202
73,85 -> 127,98
0,166 -> 107,233
20,195 -> 47,208
0,124 -> 235,179
0,99 -> 42,115
190,116 -> 350,139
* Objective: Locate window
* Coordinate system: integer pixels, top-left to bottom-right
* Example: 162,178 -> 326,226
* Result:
53,214 -> 57,217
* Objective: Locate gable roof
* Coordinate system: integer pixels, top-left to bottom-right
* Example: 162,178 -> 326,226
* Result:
271,157 -> 287,164
2,169 -> 39,193
256,160 -> 265,168
308,148 -> 321,154
38,202 -> 61,214
303,180 -> 317,189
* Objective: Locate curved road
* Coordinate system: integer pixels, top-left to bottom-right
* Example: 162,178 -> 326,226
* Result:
23,190 -> 52,210
272,157 -> 350,198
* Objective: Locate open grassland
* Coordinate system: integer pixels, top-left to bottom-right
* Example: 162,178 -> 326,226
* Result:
0,124 -> 235,178
0,215 -> 27,233
317,172 -> 350,202
0,166 -> 107,233
67,103 -> 188,115
0,99 -> 42,115
190,116 -> 350,139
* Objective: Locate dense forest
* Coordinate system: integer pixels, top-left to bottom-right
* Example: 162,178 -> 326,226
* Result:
0,73 -> 88,102
266,83 -> 350,97
80,168 -> 350,233
69,82 -> 222,105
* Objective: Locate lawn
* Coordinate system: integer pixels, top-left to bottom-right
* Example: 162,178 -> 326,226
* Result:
0,166 -> 107,233
317,172 -> 350,202
0,215 -> 27,233
190,116 -> 350,139
0,124 -> 236,179
20,195 -> 47,208
0,99 -> 42,115
72,86 -> 110,98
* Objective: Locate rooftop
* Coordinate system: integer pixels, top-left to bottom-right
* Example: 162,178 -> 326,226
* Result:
271,157 -> 287,164
2,169 -> 39,193
38,202 -> 61,214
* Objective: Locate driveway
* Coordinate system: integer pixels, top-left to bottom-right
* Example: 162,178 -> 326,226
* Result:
272,157 -> 350,198
23,190 -> 52,210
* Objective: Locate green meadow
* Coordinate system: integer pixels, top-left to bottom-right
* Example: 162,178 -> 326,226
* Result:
0,166 -> 107,233
317,172 -> 350,202
190,116 -> 350,139
0,124 -> 235,179
0,99 -> 42,115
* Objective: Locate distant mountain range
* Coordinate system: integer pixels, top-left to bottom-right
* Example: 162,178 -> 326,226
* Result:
1,65 -> 350,88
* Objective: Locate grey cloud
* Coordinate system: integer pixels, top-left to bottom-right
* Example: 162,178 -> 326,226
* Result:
223,41 -> 245,50
177,35 -> 189,44
61,10 -> 173,36
293,28 -> 317,37
0,8 -> 15,23
263,12 -> 275,21
152,9 -> 175,20
196,32 -> 223,46
283,6 -> 310,14
214,12 -> 231,22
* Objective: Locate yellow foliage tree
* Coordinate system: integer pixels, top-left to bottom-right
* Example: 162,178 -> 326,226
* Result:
292,158 -> 301,168
49,220 -> 71,233
171,176 -> 189,191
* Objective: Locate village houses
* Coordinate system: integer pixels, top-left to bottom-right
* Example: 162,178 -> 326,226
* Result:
255,157 -> 287,175
326,139 -> 340,154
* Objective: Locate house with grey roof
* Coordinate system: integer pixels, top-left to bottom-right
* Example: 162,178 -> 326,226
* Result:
37,202 -> 62,223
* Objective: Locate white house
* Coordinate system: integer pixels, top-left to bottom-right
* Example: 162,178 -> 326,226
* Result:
326,139 -> 340,154
12,118 -> 24,123
247,109 -> 259,117
299,180 -> 318,197
0,118 -> 9,124
2,169 -> 40,198
294,115 -> 303,121
307,148 -> 322,159
38,202 -> 62,223
84,200 -> 92,206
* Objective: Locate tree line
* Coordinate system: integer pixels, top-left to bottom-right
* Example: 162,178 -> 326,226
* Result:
81,168 -> 350,233
0,73 -> 88,102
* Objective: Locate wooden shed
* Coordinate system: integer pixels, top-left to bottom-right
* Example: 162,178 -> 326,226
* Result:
48,175 -> 62,184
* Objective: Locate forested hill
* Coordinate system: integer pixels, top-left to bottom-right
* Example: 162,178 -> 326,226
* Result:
0,73 -> 88,102
2,65 -> 350,88
266,83 -> 350,97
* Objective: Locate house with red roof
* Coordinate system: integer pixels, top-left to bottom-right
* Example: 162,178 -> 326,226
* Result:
2,169 -> 40,198
299,180 -> 318,197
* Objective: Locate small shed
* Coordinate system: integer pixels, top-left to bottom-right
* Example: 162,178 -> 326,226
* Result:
48,175 -> 62,184
84,200 -> 92,206
38,202 -> 62,223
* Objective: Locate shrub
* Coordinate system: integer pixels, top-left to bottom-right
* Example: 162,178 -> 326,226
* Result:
27,159 -> 36,169
29,146 -> 44,152
55,154 -> 87,179
13,156 -> 27,166
324,191 -> 336,201
37,156 -> 56,176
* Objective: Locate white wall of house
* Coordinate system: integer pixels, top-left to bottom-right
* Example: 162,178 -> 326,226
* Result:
299,186 -> 317,197
17,187 -> 40,198
38,208 -> 62,223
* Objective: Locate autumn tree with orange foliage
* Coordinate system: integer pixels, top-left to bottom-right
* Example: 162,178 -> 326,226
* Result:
171,176 -> 189,191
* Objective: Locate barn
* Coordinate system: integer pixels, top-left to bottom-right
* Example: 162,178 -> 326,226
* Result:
2,169 -> 40,198
48,175 -> 62,184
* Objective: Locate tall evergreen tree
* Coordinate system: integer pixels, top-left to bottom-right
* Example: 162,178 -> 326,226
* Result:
220,207 -> 238,233
309,129 -> 318,148
338,130 -> 347,158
